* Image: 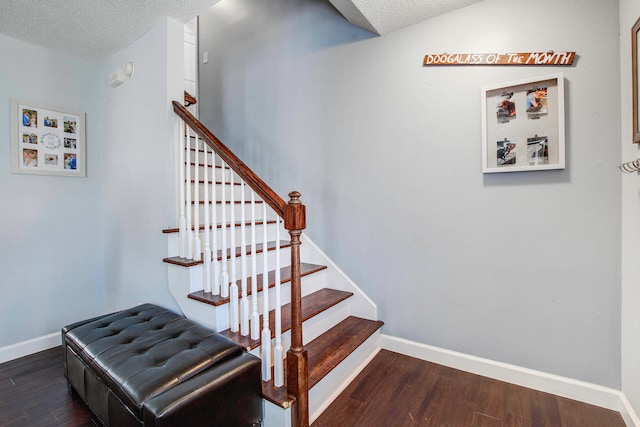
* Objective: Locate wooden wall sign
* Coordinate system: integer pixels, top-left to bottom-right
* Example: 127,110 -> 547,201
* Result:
423,52 -> 575,66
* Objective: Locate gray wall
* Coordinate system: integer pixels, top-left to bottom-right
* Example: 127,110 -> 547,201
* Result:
0,34 -> 105,346
101,17 -> 184,313
620,0 -> 640,417
0,18 -> 185,353
199,0 -> 622,388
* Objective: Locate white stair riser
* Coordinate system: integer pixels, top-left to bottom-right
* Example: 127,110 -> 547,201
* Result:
248,298 -> 352,362
186,149 -> 215,165
215,226 -> 280,252
225,280 -> 294,318
187,164 -> 240,183
235,272 -> 330,324
189,203 -> 277,223
187,182 -> 253,200
170,281 -> 305,335
188,225 -> 284,255
166,234 -> 293,275
167,264 -> 227,331
167,262 -> 331,335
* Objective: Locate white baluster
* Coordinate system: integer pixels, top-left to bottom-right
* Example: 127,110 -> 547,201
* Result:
202,143 -> 212,293
185,128 -> 193,260
250,191 -> 259,340
220,162 -> 229,299
211,151 -> 220,296
274,216 -> 283,387
192,138 -> 201,262
229,171 -> 239,332
178,120 -> 187,258
261,202 -> 272,381
240,181 -> 249,336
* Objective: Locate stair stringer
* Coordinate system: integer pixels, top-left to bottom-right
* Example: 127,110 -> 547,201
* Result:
299,233 -> 377,321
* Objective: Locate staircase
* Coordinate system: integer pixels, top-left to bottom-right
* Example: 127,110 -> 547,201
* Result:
163,100 -> 383,427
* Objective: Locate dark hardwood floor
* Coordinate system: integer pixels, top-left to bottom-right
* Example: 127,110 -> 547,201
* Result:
0,347 -> 626,427
312,350 -> 626,427
0,347 -> 95,426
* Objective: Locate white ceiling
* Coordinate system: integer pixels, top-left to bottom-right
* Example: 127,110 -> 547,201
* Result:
0,0 -> 483,63
328,0 -> 484,35
0,0 -> 221,63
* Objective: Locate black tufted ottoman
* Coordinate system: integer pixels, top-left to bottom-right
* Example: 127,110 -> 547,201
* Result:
62,303 -> 262,426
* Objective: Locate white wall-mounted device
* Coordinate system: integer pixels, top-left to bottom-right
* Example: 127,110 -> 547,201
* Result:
108,62 -> 135,88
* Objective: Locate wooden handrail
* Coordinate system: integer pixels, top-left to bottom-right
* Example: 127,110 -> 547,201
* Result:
184,91 -> 197,106
173,101 -> 287,218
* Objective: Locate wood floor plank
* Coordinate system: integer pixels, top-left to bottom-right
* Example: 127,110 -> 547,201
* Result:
0,348 -> 95,427
502,412 -> 533,427
528,388 -> 562,427
475,375 -> 507,420
557,395 -> 626,427
311,350 -> 626,427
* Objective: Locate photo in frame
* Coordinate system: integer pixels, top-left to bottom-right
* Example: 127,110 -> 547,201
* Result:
481,74 -> 565,173
632,16 -> 640,144
11,99 -> 86,177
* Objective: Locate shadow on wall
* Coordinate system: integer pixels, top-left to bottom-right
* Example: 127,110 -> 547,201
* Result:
203,0 -> 375,55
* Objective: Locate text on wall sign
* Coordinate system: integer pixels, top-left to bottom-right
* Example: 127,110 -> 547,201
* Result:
423,51 -> 575,66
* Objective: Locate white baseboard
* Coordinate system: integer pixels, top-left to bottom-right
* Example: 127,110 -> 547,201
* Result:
381,334 -> 639,427
621,393 -> 640,427
0,333 -> 60,365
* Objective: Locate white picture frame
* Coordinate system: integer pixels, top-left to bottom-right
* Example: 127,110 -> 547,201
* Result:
481,73 -> 565,173
11,99 -> 86,177
632,17 -> 640,144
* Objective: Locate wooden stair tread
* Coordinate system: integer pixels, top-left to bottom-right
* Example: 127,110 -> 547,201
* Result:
189,179 -> 242,185
220,288 -> 353,351
189,162 -> 226,168
190,179 -> 242,186
187,262 -> 327,305
306,316 -> 384,388
262,376 -> 295,408
163,240 -> 291,267
261,316 -> 383,408
162,219 -> 276,234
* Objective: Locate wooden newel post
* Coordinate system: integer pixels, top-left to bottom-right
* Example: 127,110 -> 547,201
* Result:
284,191 -> 309,427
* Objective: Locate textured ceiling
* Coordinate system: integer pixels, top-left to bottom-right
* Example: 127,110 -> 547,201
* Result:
0,0 -> 220,63
328,0 -> 485,35
0,0 -> 483,63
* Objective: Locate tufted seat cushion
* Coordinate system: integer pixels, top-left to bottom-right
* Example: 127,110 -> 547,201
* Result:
62,303 -> 262,426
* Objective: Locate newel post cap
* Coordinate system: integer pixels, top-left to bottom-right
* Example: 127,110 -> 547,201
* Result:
284,191 -> 306,231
